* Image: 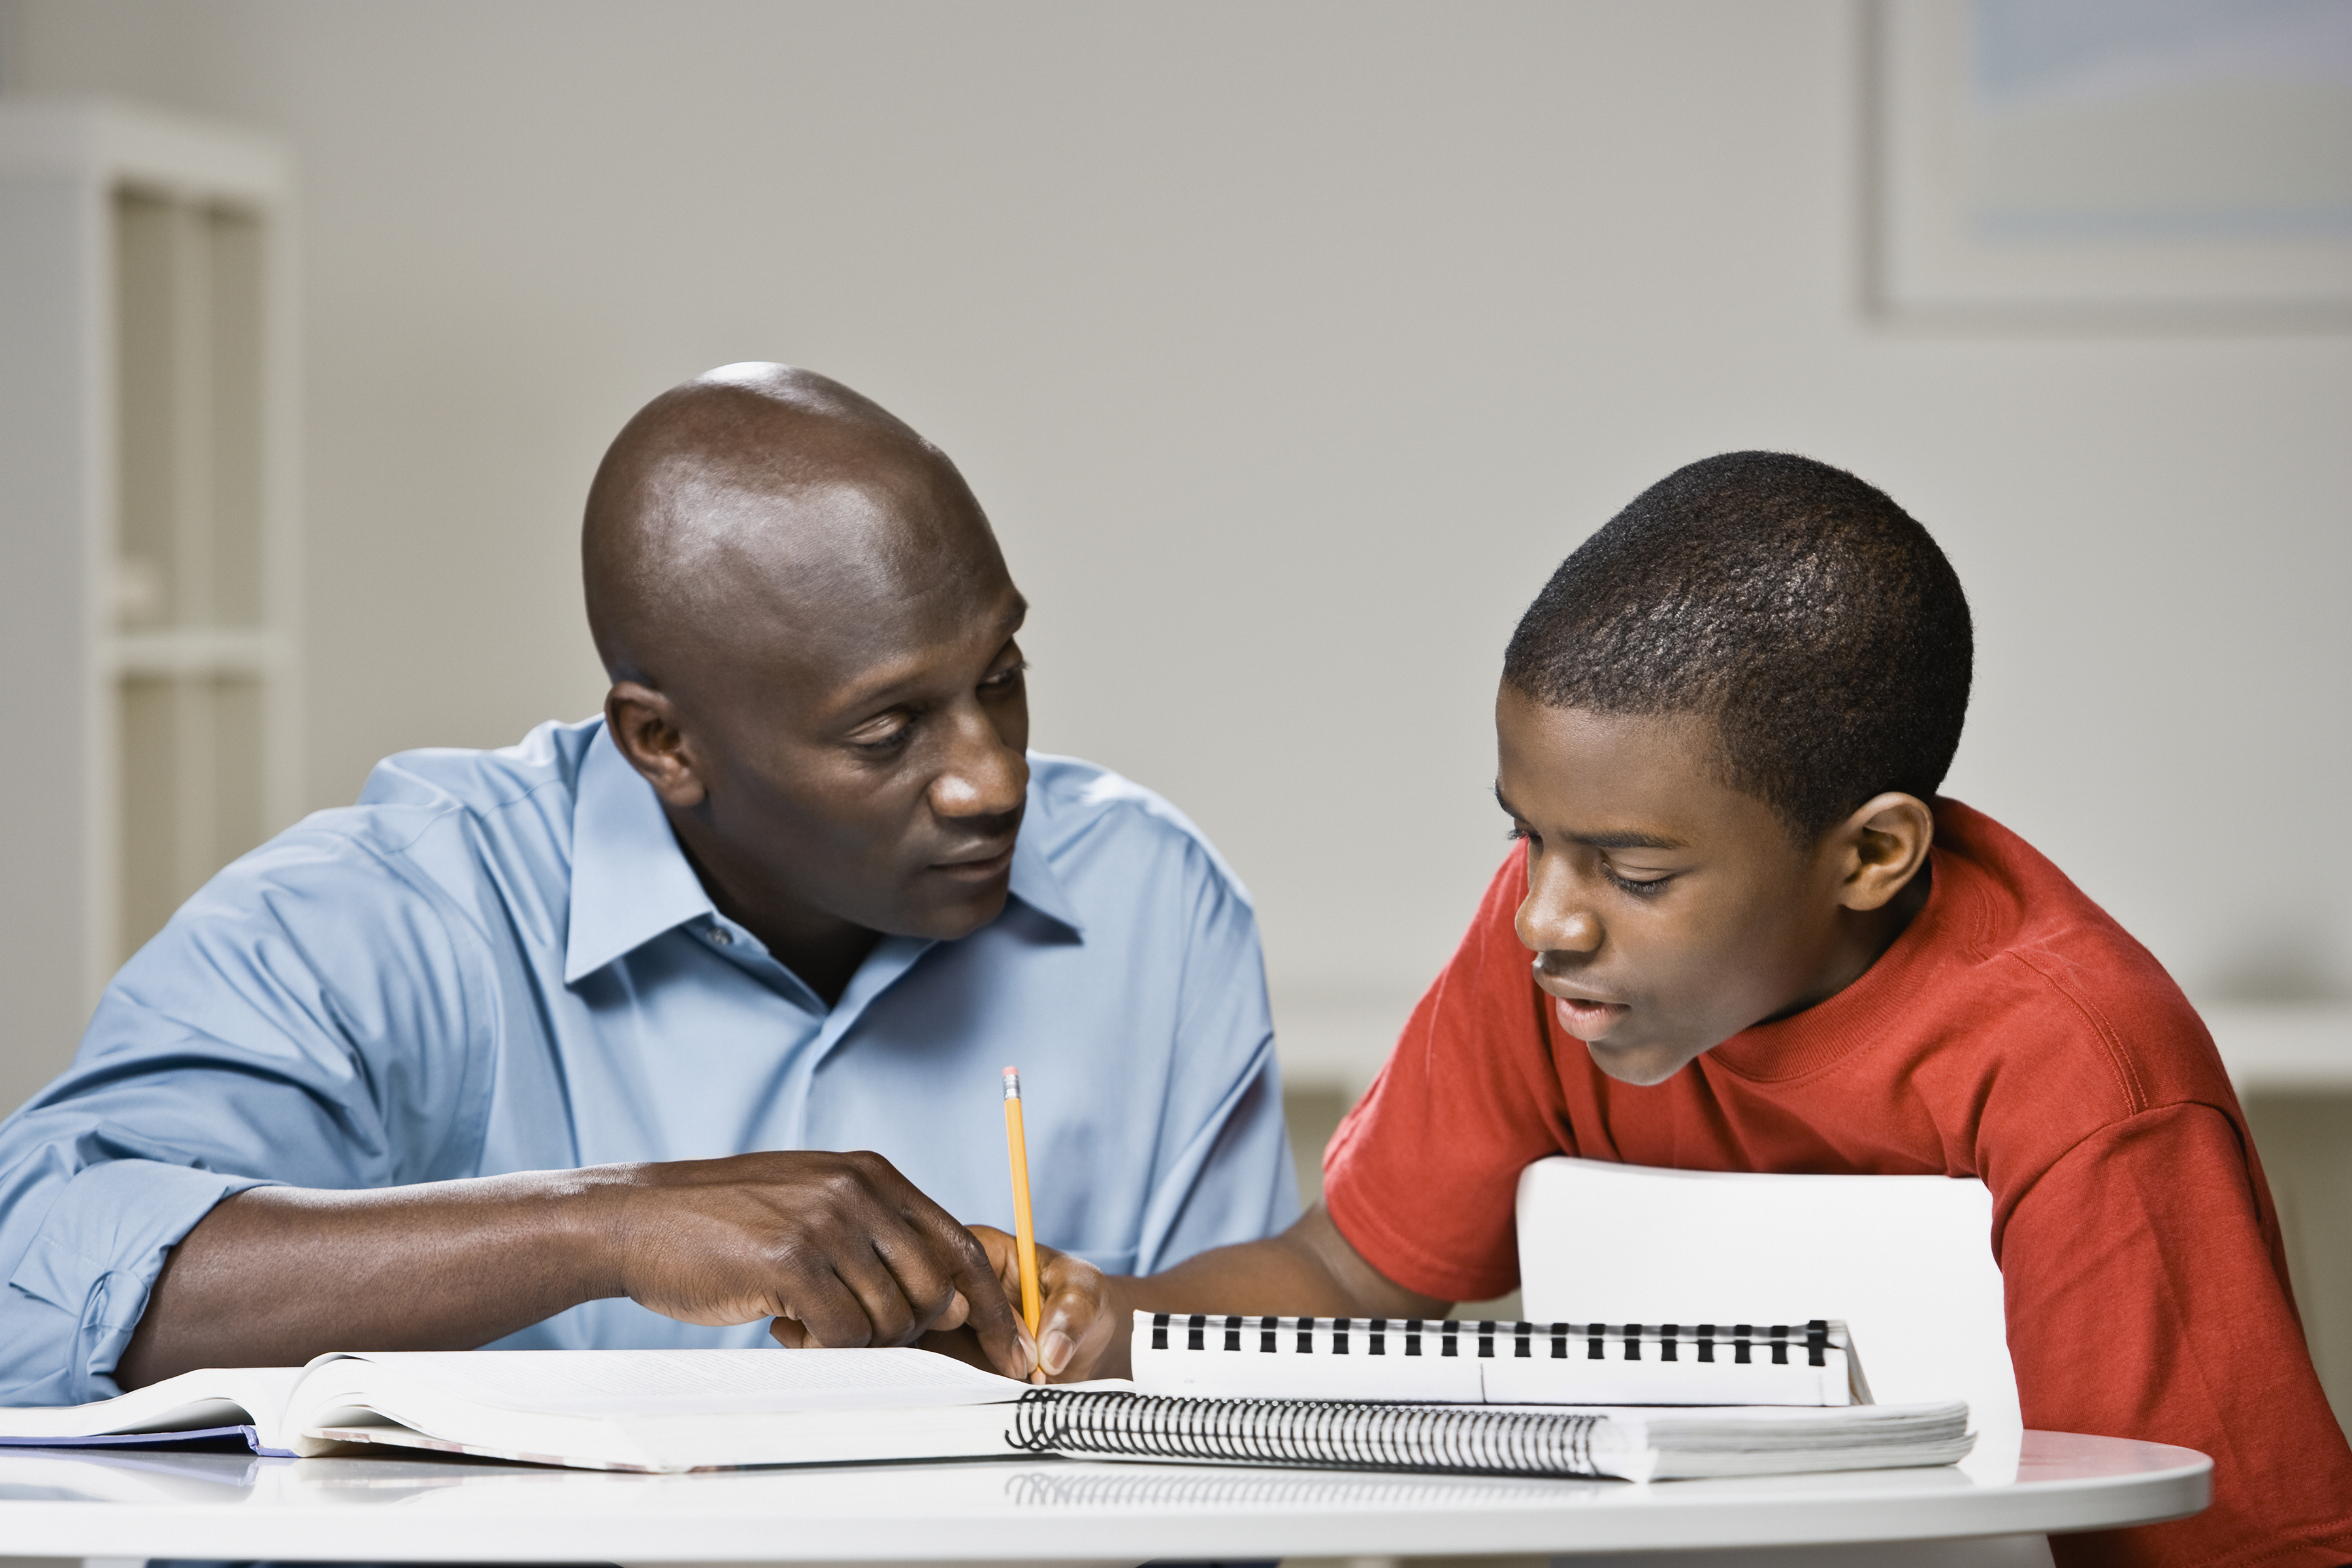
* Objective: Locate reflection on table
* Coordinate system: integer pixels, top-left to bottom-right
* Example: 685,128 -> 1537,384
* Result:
0,1429 -> 2207,1565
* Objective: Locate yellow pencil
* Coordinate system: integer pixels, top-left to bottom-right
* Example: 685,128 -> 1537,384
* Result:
1001,1067 -> 1044,1356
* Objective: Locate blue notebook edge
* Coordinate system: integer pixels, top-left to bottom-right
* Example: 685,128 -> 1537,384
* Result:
0,1425 -> 297,1458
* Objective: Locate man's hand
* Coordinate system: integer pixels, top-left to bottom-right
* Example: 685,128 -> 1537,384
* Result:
606,1151 -> 1032,1377
117,1150 -> 1036,1388
962,1204 -> 1448,1382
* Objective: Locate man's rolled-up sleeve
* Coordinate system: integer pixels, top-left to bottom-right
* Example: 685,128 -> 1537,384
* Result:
0,1158 -> 271,1405
0,821 -> 497,1404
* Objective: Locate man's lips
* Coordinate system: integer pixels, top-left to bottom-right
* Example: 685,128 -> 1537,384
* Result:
931,844 -> 1015,881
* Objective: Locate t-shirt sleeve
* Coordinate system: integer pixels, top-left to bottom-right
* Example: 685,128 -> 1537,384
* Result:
1320,847 -> 1573,1305
2003,1102 -> 2352,1568
0,824 -> 500,1406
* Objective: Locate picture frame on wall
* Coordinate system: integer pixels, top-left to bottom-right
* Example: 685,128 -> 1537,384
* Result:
1870,0 -> 2352,326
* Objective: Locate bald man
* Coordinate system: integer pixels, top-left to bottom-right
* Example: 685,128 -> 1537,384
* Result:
0,366 -> 1296,1403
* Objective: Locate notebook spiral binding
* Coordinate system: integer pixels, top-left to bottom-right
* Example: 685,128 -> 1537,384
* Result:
1006,1388 -> 1609,1477
1145,1314 -> 1837,1367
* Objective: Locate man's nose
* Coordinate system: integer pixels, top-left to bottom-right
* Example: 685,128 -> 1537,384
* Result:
931,706 -> 1027,820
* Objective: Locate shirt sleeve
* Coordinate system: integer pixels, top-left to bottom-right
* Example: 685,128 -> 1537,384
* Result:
0,821 -> 500,1405
1322,846 -> 1573,1305
1125,836 -> 1299,1275
2004,1102 -> 2352,1568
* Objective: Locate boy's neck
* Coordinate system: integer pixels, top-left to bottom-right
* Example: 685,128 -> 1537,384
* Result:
1770,858 -> 1935,1025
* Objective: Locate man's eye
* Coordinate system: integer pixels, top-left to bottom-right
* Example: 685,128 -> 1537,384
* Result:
850,719 -> 913,753
1605,868 -> 1673,898
982,661 -> 1028,691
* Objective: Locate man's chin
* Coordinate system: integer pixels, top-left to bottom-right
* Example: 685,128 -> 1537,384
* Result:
901,874 -> 1015,941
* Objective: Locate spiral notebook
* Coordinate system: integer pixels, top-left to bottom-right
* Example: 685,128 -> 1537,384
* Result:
1060,1311 -> 1964,1480
1132,1313 -> 1871,1405
1007,1386 -> 1971,1481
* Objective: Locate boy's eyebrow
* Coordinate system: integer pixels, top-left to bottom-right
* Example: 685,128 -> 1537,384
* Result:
1571,829 -> 1687,851
1494,784 -> 1686,851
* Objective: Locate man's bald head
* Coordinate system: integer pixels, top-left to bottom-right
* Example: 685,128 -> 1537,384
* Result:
583,363 -> 1002,689
581,365 -> 1033,973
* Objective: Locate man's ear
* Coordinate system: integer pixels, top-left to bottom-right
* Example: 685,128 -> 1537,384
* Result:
1829,792 -> 1935,913
605,683 -> 709,809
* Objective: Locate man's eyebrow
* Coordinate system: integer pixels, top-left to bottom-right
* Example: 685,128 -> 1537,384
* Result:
1491,785 -> 1685,851
835,599 -> 1030,715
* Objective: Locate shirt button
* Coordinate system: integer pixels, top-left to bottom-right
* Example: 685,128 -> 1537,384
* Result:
707,928 -> 733,947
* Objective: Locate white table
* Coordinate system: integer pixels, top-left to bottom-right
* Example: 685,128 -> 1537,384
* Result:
0,1430 -> 2206,1567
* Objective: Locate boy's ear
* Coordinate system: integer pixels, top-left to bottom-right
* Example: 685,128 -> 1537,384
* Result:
1828,792 -> 1935,913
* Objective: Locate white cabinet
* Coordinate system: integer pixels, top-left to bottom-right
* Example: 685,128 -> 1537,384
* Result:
0,100 -> 298,1113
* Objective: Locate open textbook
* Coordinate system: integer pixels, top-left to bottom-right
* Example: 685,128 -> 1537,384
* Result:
0,1318 -> 1970,1480
0,1349 -> 1030,1471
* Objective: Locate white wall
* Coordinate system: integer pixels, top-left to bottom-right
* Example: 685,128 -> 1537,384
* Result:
3,0 -> 2347,1093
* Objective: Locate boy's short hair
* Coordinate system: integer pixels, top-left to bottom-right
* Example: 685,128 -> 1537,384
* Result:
1503,451 -> 1972,841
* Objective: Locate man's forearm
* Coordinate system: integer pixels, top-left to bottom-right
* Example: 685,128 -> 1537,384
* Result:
115,1171 -> 628,1388
114,1149 -> 1034,1389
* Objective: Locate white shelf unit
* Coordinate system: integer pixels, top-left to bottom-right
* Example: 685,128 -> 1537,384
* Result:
0,100 -> 299,1113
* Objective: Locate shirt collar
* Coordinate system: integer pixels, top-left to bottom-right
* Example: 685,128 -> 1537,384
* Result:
565,723 -> 1083,985
564,723 -> 717,985
1007,819 -> 1083,937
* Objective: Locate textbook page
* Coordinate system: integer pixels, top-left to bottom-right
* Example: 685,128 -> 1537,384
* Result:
283,1348 -> 1037,1470
302,1347 -> 1030,1415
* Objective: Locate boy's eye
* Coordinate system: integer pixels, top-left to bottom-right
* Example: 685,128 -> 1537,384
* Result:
981,660 -> 1028,692
1605,866 -> 1673,898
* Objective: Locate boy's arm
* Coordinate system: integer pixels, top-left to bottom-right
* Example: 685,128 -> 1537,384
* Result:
1999,1102 -> 2352,1561
997,1203 -> 1448,1381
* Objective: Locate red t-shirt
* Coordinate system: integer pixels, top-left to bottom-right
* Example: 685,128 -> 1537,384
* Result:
1324,800 -> 2352,1568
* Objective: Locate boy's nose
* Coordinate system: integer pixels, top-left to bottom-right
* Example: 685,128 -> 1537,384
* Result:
1516,890 -> 1603,956
1543,911 -> 1603,955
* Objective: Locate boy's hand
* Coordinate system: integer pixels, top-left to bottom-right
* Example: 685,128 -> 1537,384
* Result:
956,1207 -> 1446,1387
967,1225 -> 1126,1382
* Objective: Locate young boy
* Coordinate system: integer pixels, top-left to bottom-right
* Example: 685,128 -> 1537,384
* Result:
1008,453 -> 2352,1568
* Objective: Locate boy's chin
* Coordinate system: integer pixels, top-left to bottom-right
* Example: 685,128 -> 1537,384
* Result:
1582,1036 -> 1707,1087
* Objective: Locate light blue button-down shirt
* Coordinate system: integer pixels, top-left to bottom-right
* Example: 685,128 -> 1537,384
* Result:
0,719 -> 1296,1405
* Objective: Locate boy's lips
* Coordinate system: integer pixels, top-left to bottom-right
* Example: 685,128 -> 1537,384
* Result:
1552,994 -> 1630,1041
